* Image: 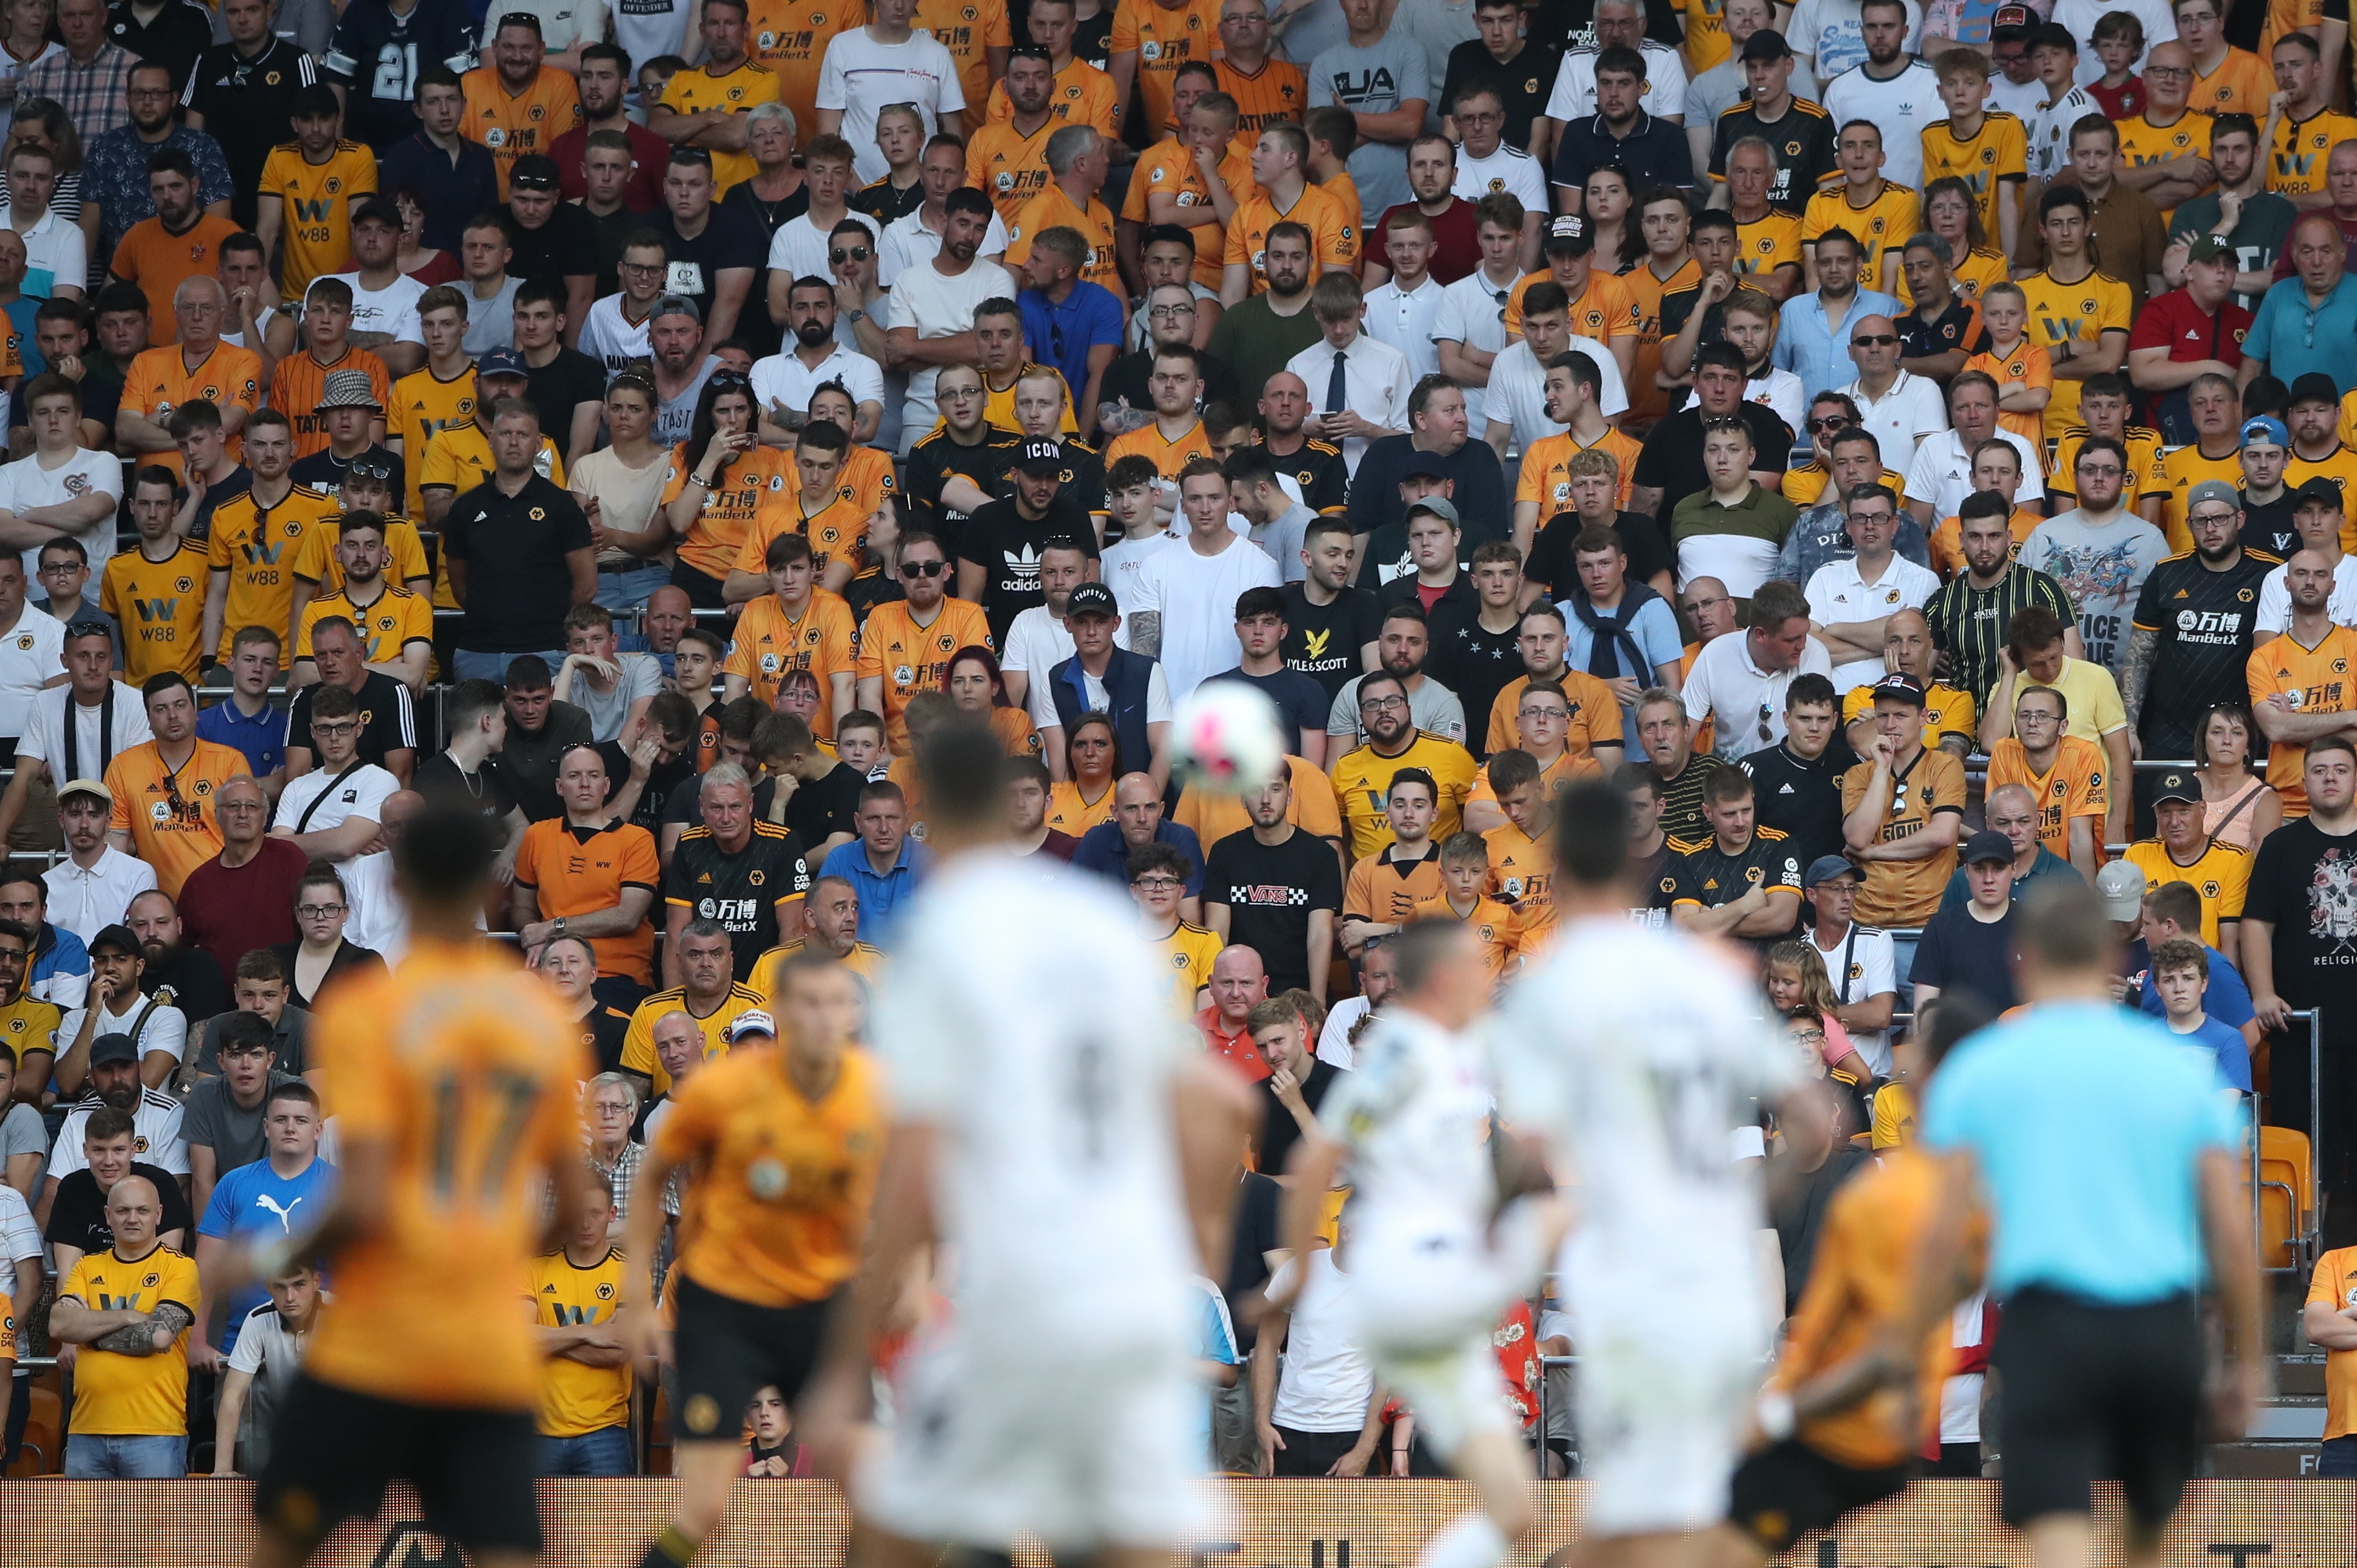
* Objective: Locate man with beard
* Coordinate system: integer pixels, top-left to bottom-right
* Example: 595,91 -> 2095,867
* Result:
2120,479 -> 2274,763
959,443 -> 1099,643
1774,426 -> 1928,586
751,278 -> 885,444
1327,670 -> 1480,859
124,888 -> 230,1023
2162,113 -> 2293,309
1370,136 -> 1481,287
1327,603 -> 1468,749
887,188 -> 1017,443
51,923 -> 188,1101
83,62 -> 236,275
1207,223 -> 1325,421
967,47 -> 1060,225
550,44 -> 674,213
2023,437 -> 2172,670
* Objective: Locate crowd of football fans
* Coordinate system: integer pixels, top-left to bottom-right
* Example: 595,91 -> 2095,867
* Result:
0,0 -> 2351,1484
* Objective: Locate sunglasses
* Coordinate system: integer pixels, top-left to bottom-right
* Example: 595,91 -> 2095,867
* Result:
830,245 -> 871,263
1807,415 -> 1850,432
708,371 -> 751,391
900,559 -> 946,578
348,458 -> 394,480
1852,334 -> 1900,347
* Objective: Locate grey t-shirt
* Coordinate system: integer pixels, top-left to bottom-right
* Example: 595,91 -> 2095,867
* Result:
657,356 -> 723,448
1326,671 -> 1467,746
0,1102 -> 46,1189
1308,35 -> 1432,222
464,277 -> 525,356
191,1007 -> 312,1077
181,1069 -> 303,1173
1251,503 -> 1317,585
1387,0 -> 1477,90
2019,511 -> 2171,671
2165,190 -> 2297,310
1687,59 -> 1745,129
570,651 -> 665,743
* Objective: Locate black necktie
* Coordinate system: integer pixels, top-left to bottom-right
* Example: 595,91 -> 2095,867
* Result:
1326,348 -> 1348,414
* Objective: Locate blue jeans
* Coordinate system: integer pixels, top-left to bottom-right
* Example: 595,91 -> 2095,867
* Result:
538,1425 -> 635,1476
593,565 -> 671,613
64,1433 -> 186,1477
452,648 -> 566,684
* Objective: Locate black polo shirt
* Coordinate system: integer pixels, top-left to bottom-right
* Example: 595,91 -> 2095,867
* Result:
1707,97 -> 1840,214
1631,403 -> 1796,524
1899,297 -> 1990,366
662,821 -> 813,980
505,202 -> 601,293
1739,735 -> 1863,872
110,0 -> 214,90
440,474 -> 594,652
286,670 -> 418,769
1442,38 -> 1563,153
1552,110 -> 1697,198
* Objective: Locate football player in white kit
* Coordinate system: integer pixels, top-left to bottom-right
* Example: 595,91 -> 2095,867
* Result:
1278,917 -> 1565,1568
1490,778 -> 1814,1568
806,719 -> 1256,1568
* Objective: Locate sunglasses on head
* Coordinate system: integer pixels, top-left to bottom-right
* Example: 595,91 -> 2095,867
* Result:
348,458 -> 393,481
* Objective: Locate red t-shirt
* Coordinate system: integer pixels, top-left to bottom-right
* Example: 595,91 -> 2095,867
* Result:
2126,287 -> 2252,366
176,836 -> 313,978
1382,195 -> 1482,285
549,121 -> 673,213
2088,75 -> 2146,119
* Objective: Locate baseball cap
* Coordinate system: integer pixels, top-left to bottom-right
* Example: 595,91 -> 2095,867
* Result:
2025,19 -> 2077,50
1398,452 -> 1450,482
724,1009 -> 775,1044
88,923 -> 138,958
1961,829 -> 2014,867
1406,497 -> 1461,528
1065,583 -> 1119,620
350,197 -> 402,230
1543,213 -> 1593,256
57,777 -> 110,807
2185,233 -> 2233,264
508,154 -> 561,192
2292,476 -> 2344,509
2094,859 -> 2146,922
1014,439 -> 1067,476
475,346 -> 529,379
2289,371 -> 2341,408
1802,855 -> 1860,890
317,367 -> 382,412
1739,27 -> 1793,59
1868,671 -> 1925,708
88,1033 -> 139,1068
2240,414 -> 2290,450
1989,4 -> 2034,38
652,293 -> 703,324
2185,478 -> 2240,515
2151,768 -> 2202,807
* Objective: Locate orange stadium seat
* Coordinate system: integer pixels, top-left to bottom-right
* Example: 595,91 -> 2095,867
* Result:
2255,1125 -> 2313,1272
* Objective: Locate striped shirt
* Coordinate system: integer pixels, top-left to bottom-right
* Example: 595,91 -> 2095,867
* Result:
1650,751 -> 1735,846
1922,563 -> 2076,709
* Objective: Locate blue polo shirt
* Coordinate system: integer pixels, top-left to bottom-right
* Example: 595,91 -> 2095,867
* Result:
1070,819 -> 1204,894
1922,999 -> 2240,1302
819,836 -> 933,947
2245,271 -> 2357,393
1020,281 -> 1126,410
196,696 -> 288,780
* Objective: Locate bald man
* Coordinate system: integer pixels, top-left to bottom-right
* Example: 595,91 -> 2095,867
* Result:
1838,312 -> 1949,472
1071,773 -> 1206,920
1197,943 -> 1271,1080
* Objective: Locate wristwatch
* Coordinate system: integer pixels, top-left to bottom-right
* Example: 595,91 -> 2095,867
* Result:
845,307 -> 867,324
552,916 -> 569,939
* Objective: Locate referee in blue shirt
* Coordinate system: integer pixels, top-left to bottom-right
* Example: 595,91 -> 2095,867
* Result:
1892,878 -> 2263,1568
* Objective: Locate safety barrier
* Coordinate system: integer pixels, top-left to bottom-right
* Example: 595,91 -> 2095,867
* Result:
1,1477 -> 2350,1564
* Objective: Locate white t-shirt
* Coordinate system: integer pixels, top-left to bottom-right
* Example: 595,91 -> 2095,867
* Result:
1026,650 -> 1172,730
1986,69 -> 2045,118
1001,601 -> 1133,685
814,27 -> 967,185
1133,534 -> 1283,701
613,0 -> 692,88
877,203 -> 1010,286
870,849 -> 1197,1355
12,206 -> 83,299
1678,628 -> 1838,759
14,681 -> 152,781
1493,918 -> 1798,1262
749,342 -> 888,420
1902,426 -> 2047,520
1802,553 -> 1942,691
1818,60 -> 1941,187
1487,335 -> 1627,453
1451,143 -> 1547,214
0,1181 -> 39,1287
1785,0 -> 1922,82
1316,996 -> 1368,1067
340,848 -> 429,965
1544,42 -> 1687,122
273,760 -> 401,838
2255,554 -> 2357,634
1746,366 -> 1807,436
1264,1248 -> 1374,1430
1098,531 -> 1176,618
891,256 -> 1017,444
765,209 -> 884,289
1431,267 -> 1520,431
327,270 -> 426,345
1362,275 -> 1446,385
0,449 -> 124,580
578,295 -> 653,376
0,603 -> 65,740
51,1084 -> 191,1178
1810,920 -> 1897,1077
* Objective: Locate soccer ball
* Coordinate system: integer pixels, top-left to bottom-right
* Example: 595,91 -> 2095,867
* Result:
1171,681 -> 1287,796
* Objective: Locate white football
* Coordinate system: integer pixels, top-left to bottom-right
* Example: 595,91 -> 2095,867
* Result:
1171,681 -> 1287,796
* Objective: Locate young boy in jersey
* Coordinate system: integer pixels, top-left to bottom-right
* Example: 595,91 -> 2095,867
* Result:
1281,917 -> 1562,1568
2149,937 -> 2254,1094
1924,50 -> 2026,258
1417,831 -> 1521,987
1133,839 -> 1219,1012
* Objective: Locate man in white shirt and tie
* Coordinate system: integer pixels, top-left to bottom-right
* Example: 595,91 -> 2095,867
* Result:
1283,273 -> 1414,478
